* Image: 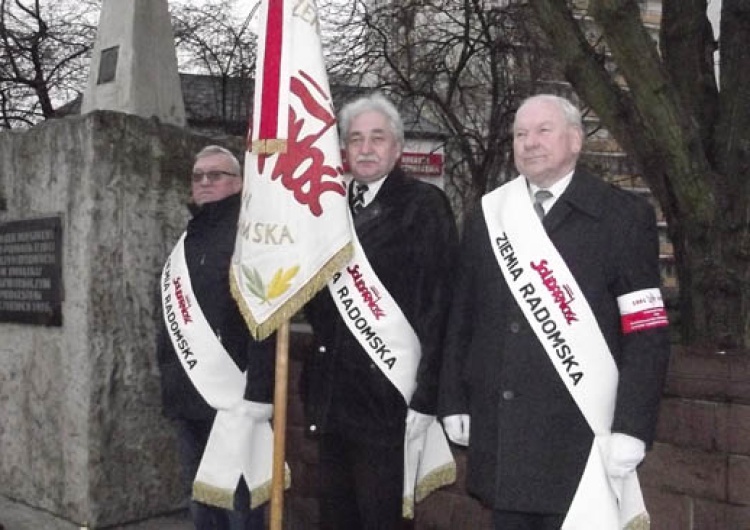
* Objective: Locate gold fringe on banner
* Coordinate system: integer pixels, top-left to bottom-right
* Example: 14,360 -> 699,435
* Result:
231,242 -> 354,341
251,139 -> 288,154
193,468 -> 292,511
402,461 -> 457,520
248,467 -> 292,509
625,512 -> 651,530
193,481 -> 235,510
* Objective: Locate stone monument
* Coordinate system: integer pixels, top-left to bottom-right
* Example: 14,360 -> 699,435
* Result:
82,0 -> 186,126
0,1 -> 239,527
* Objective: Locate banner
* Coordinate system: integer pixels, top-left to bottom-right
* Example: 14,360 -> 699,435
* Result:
231,0 -> 352,340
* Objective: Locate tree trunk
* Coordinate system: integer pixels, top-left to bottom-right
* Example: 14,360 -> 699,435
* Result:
527,0 -> 750,348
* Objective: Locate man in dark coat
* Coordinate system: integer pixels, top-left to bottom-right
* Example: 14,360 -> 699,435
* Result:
303,93 -> 459,529
439,94 -> 671,530
157,145 -> 275,530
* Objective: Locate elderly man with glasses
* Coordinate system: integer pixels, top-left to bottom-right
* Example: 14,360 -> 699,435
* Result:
156,145 -> 275,530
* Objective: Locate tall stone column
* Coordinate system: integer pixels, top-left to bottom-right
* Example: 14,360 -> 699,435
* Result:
82,0 -> 186,127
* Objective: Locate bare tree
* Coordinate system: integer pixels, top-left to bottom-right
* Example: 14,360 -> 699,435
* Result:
172,0 -> 258,79
0,0 -> 97,128
0,0 -> 259,131
324,0 -> 548,213
524,0 -> 749,348
170,0 -> 258,133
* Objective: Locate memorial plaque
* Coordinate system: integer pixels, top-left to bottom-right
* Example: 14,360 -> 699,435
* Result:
97,45 -> 119,85
0,216 -> 63,326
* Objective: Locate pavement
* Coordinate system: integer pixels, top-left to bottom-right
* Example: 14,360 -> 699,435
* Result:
0,496 -> 192,530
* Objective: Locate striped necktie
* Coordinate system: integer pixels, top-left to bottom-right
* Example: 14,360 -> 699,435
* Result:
351,182 -> 368,215
534,189 -> 553,220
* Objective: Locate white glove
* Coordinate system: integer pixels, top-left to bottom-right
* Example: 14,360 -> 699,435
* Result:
232,400 -> 273,422
405,408 -> 434,441
605,433 -> 645,479
442,414 -> 470,446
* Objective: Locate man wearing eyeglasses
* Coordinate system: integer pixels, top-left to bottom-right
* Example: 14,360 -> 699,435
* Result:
156,145 -> 275,530
189,148 -> 243,206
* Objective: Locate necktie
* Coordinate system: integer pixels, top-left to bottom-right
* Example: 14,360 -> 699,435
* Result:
534,189 -> 553,220
351,182 -> 368,215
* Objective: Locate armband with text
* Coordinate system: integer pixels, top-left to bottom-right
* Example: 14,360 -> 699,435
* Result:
617,288 -> 669,334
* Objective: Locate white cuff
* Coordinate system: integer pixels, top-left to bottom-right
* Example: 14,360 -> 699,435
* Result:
442,414 -> 470,446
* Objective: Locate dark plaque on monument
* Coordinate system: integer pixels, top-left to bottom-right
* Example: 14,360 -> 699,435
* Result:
0,216 -> 63,326
97,45 -> 119,85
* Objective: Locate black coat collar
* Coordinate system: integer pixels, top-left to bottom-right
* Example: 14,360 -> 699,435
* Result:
188,192 -> 241,219
351,167 -> 409,228
543,169 -> 607,232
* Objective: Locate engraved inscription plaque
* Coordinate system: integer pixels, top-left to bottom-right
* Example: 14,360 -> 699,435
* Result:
0,216 -> 63,326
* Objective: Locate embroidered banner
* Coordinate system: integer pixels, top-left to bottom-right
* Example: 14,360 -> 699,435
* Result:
231,0 -> 352,340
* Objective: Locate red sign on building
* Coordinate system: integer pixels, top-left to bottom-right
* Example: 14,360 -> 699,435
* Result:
399,152 -> 444,178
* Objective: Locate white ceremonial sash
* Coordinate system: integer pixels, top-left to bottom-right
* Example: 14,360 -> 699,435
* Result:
162,234 -> 286,510
402,419 -> 456,519
327,224 -> 421,401
482,177 -> 649,530
328,222 -> 455,517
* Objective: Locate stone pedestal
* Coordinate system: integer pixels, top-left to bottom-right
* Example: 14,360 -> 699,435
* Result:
0,112 -> 238,527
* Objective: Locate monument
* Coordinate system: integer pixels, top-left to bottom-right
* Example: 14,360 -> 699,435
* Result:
0,0 -> 230,526
81,0 -> 186,126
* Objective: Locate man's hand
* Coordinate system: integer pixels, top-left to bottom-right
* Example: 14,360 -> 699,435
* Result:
442,414 -> 470,446
233,400 -> 273,422
606,433 -> 645,479
405,409 -> 434,441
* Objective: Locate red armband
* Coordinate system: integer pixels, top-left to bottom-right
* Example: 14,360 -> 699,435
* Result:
617,288 -> 669,334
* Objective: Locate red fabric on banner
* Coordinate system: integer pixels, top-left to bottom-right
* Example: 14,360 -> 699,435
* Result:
259,0 -> 283,140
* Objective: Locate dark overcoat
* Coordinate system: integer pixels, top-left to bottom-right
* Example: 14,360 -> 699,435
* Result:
438,170 -> 671,513
156,193 -> 275,421
303,168 -> 459,445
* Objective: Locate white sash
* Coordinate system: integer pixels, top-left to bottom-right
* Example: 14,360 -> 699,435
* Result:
481,177 -> 649,530
162,234 -> 287,510
327,231 -> 420,402
328,222 -> 455,518
402,419 -> 456,520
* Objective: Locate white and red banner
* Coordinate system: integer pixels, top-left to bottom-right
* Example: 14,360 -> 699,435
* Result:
231,0 -> 352,340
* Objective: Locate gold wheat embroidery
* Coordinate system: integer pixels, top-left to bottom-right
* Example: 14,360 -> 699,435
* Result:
242,264 -> 300,304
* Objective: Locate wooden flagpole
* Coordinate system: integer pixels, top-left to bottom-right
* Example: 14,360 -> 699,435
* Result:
270,319 -> 290,530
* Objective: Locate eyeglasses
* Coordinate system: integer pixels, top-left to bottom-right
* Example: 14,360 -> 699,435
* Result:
191,170 -> 239,183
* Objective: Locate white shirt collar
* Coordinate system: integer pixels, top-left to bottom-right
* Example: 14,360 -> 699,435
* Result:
526,170 -> 574,213
351,174 -> 388,208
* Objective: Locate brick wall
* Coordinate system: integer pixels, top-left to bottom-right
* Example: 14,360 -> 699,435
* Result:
285,332 -> 750,529
641,348 -> 750,529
